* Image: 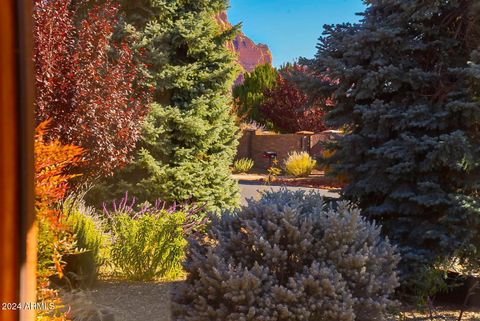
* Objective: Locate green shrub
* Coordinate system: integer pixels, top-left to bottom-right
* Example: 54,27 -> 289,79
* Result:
284,151 -> 316,177
64,200 -> 105,287
105,195 -> 206,281
37,219 -> 58,278
232,158 -> 254,173
174,189 -> 400,321
265,158 -> 282,184
109,211 -> 186,281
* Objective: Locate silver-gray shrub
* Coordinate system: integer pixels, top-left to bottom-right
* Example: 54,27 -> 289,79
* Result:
173,189 -> 400,321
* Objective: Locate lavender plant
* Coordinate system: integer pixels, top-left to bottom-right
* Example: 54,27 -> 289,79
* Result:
173,189 -> 400,321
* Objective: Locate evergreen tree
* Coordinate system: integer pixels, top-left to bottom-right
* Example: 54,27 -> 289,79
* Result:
233,63 -> 278,122
303,1 -> 480,278
92,0 -> 241,212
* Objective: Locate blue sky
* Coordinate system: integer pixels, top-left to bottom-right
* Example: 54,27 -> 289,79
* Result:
228,0 -> 366,67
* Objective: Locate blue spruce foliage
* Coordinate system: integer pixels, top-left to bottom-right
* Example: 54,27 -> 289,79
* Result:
302,0 -> 480,278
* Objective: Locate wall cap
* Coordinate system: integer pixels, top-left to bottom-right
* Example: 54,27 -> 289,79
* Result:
295,131 -> 314,135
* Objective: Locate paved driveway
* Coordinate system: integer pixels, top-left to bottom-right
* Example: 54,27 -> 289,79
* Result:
238,181 -> 340,205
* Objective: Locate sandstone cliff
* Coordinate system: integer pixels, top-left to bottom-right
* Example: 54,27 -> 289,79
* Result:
217,12 -> 273,83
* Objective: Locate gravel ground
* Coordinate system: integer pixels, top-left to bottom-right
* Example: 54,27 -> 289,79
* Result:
64,281 -> 174,321
63,280 -> 480,321
392,307 -> 480,320
91,281 -> 173,321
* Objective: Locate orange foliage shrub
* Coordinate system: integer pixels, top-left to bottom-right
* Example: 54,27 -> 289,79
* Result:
35,121 -> 83,320
35,120 -> 83,233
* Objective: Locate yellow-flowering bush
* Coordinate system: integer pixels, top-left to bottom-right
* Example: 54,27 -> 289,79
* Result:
284,151 -> 316,177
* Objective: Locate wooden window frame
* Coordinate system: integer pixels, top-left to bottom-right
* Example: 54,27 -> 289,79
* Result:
0,0 -> 35,320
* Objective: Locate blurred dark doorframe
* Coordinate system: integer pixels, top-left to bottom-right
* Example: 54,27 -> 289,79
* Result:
0,0 -> 36,320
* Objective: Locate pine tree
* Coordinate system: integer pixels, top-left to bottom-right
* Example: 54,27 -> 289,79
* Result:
303,1 -> 480,278
233,63 -> 278,122
91,0 -> 241,212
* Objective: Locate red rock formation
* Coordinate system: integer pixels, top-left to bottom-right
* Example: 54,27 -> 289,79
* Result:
217,12 -> 273,83
233,34 -> 272,72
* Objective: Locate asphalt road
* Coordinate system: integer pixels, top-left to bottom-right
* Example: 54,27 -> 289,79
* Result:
238,181 -> 340,205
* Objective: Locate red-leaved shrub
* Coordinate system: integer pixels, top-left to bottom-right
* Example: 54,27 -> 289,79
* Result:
260,66 -> 329,133
34,0 -> 151,176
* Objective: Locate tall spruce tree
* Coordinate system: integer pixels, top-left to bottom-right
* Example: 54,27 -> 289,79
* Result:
303,1 -> 480,278
92,0 -> 241,212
